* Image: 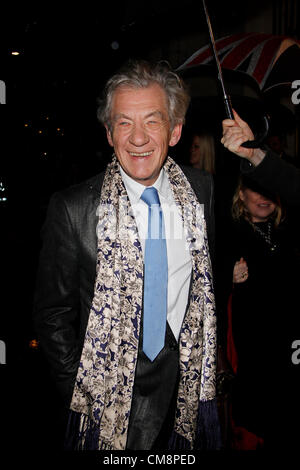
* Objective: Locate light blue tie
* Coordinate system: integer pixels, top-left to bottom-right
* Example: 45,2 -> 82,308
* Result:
141,187 -> 168,362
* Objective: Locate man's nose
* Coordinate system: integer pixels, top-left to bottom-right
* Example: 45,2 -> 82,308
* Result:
129,124 -> 150,146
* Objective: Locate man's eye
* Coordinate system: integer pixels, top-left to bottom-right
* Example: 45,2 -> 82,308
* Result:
145,120 -> 162,129
119,121 -> 131,126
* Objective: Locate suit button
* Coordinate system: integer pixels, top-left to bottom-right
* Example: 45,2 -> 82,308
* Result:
170,342 -> 177,351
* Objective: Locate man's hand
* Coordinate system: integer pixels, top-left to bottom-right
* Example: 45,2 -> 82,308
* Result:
221,109 -> 266,166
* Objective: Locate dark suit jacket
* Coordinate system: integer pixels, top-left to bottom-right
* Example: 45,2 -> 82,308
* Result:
33,163 -> 215,408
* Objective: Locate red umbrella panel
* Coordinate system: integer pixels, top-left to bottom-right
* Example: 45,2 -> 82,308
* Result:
177,32 -> 300,92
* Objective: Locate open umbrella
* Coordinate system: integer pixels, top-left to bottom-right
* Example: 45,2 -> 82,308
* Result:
177,0 -> 300,147
177,32 -> 300,93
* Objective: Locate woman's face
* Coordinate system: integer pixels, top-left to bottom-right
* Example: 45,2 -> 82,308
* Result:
239,187 -> 277,222
189,135 -> 202,166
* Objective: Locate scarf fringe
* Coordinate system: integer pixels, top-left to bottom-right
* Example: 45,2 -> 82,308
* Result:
65,401 -> 221,451
194,398 -> 222,450
64,410 -> 113,450
168,431 -> 192,450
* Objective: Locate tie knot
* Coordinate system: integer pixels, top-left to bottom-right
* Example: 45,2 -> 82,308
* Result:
141,187 -> 161,207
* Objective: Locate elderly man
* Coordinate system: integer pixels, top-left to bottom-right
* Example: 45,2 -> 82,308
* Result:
34,60 -> 220,451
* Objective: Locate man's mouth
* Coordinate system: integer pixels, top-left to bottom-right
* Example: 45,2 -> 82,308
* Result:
129,151 -> 153,157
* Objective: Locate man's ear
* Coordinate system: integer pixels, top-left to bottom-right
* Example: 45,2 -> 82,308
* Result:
105,125 -> 114,147
169,123 -> 183,147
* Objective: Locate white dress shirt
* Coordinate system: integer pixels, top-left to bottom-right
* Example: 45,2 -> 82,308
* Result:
120,166 -> 192,341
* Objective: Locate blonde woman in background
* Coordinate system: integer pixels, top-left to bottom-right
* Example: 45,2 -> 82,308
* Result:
189,132 -> 216,174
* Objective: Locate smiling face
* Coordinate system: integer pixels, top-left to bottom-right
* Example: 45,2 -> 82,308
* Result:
239,187 -> 277,222
105,84 -> 182,186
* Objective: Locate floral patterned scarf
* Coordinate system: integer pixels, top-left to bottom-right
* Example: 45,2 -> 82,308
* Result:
67,156 -> 219,450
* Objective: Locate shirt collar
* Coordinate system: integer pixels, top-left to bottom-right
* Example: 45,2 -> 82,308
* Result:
120,164 -> 170,202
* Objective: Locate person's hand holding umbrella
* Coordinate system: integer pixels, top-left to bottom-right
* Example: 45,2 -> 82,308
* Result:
221,109 -> 267,166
